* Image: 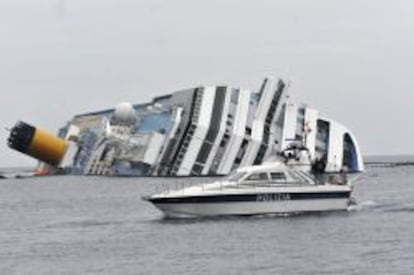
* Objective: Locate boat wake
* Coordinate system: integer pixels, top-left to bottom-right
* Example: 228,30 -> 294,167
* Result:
45,219 -> 122,229
348,200 -> 414,214
348,200 -> 379,212
383,203 -> 414,213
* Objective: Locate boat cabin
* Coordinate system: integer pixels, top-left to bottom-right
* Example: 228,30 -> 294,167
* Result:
224,163 -> 348,186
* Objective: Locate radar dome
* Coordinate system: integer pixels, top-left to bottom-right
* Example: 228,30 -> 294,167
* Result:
112,102 -> 137,125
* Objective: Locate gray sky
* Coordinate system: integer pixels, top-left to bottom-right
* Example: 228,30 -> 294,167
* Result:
1,0 -> 413,167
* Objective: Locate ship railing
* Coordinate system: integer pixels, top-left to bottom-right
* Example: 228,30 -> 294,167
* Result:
153,172 -> 349,195
312,172 -> 348,185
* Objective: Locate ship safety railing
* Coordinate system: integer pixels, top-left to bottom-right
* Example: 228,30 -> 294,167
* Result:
312,172 -> 348,185
154,175 -> 215,195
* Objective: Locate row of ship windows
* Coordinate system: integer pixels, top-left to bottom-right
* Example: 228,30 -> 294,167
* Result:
254,88 -> 283,164
172,86 -> 282,173
171,126 -> 195,172
170,92 -> 203,174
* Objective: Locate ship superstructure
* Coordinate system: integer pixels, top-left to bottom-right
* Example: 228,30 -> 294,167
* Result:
8,77 -> 364,176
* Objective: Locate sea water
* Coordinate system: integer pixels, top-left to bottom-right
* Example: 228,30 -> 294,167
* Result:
0,160 -> 413,274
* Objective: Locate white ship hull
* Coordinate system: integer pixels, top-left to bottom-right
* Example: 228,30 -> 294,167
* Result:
152,198 -> 350,218
147,178 -> 353,218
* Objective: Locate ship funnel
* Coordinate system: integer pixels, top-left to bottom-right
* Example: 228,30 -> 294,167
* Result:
7,121 -> 68,167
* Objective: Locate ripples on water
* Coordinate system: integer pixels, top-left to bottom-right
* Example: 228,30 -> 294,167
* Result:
0,164 -> 413,274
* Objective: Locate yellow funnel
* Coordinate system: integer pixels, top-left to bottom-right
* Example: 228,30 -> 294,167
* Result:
8,121 -> 68,167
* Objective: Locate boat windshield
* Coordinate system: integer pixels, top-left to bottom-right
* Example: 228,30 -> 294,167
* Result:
224,171 -> 247,182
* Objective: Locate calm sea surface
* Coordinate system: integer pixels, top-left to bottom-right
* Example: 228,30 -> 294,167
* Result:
1,162 -> 413,274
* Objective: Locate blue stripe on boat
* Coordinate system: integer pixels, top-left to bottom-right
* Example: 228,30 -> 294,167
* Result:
149,191 -> 351,204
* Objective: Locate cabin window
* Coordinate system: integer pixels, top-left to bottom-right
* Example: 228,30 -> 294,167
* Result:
270,172 -> 286,181
245,173 -> 269,181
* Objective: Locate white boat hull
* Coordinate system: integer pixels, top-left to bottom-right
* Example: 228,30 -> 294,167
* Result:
150,197 -> 350,218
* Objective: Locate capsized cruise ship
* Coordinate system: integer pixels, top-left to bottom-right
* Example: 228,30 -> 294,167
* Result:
7,77 -> 363,176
